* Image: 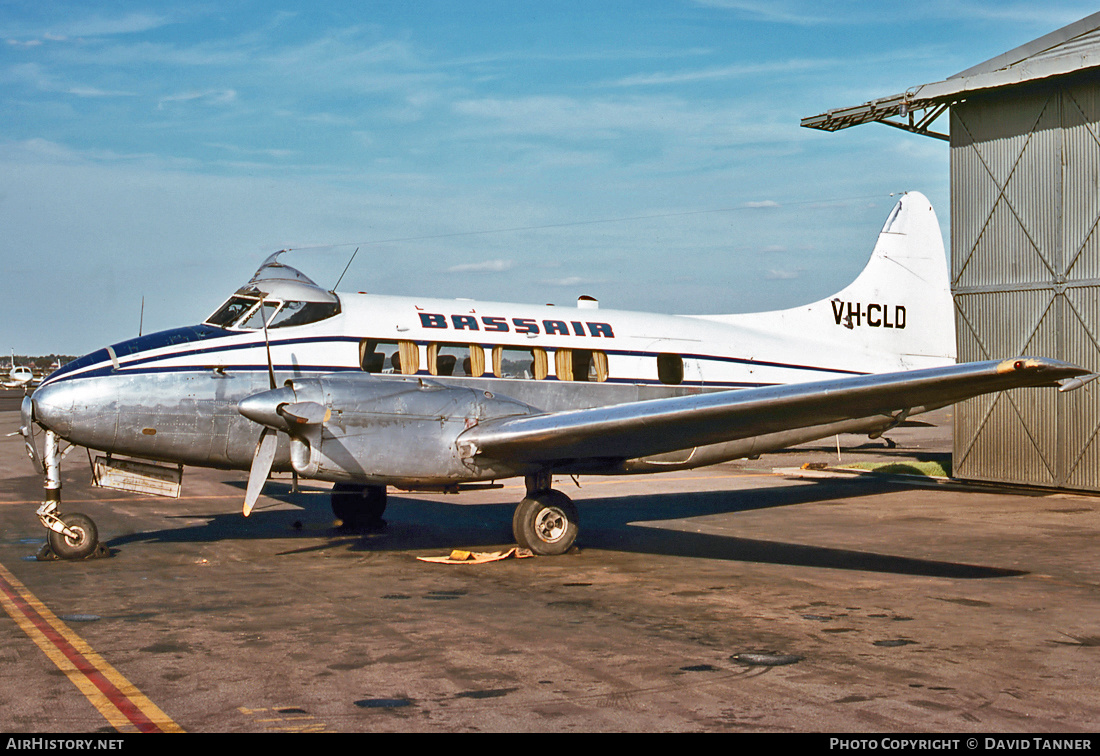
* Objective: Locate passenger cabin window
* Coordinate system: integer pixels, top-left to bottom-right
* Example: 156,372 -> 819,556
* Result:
492,347 -> 549,379
360,339 -> 419,374
428,343 -> 485,377
555,349 -> 608,382
657,353 -> 684,385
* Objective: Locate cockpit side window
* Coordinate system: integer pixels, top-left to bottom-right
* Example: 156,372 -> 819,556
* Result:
268,301 -> 341,328
205,296 -> 259,328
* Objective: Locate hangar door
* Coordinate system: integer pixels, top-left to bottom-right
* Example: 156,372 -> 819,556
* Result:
951,74 -> 1100,490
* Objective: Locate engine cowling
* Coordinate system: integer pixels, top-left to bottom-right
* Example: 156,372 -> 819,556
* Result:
238,375 -> 541,486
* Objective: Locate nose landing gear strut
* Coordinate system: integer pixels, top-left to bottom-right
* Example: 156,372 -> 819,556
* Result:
30,429 -> 108,561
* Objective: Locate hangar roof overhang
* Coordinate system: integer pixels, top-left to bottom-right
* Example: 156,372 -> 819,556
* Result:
801,11 -> 1100,141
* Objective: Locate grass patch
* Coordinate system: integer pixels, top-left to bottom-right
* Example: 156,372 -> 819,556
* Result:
838,461 -> 951,478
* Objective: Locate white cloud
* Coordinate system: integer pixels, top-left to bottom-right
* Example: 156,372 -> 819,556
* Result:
55,12 -> 173,39
0,11 -> 175,47
611,58 -> 830,87
156,89 -> 238,110
451,94 -> 797,154
690,1 -> 835,26
546,276 -> 598,287
447,259 -> 515,273
66,86 -> 135,98
692,0 -> 1095,28
765,268 -> 800,280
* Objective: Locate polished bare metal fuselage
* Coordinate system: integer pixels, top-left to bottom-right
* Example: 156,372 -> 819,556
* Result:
26,366 -> 708,480
28,364 -> 905,489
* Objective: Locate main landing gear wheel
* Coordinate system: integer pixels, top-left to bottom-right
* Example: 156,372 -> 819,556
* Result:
331,484 -> 388,530
46,512 -> 100,560
513,490 -> 578,556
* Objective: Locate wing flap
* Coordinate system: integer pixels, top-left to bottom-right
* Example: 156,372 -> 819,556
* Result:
460,358 -> 1086,464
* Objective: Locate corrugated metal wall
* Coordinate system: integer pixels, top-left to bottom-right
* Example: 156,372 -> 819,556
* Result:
951,73 -> 1100,489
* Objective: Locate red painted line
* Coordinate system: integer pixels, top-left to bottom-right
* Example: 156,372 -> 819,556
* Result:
0,570 -> 166,733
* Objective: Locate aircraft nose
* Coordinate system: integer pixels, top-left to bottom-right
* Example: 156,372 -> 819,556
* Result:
29,380 -> 76,436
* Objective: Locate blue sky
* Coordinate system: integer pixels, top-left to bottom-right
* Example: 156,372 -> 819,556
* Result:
1,1 -> 1096,355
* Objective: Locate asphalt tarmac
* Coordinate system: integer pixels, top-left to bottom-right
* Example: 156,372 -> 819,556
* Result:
1,392 -> 1098,733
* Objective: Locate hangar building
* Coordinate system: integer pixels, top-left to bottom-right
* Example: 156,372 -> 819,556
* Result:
803,12 -> 1100,491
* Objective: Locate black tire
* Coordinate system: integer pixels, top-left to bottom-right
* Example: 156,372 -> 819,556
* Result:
513,491 -> 578,556
512,502 -> 532,550
331,484 -> 387,528
47,513 -> 99,560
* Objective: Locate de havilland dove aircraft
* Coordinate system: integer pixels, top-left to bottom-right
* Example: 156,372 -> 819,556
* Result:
18,192 -> 1091,559
4,351 -> 36,390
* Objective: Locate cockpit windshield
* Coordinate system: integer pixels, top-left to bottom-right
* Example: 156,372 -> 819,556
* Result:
204,255 -> 343,331
240,299 -> 280,330
204,295 -> 341,331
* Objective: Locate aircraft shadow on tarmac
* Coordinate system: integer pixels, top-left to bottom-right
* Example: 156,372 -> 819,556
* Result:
100,475 -> 1025,580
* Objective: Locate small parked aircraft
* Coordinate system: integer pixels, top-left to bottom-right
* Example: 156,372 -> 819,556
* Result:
4,351 -> 36,389
19,192 -> 1089,559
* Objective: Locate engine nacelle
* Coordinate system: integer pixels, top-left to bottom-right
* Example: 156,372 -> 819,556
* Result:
282,375 -> 540,485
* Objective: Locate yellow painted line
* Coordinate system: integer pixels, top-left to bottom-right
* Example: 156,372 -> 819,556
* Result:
0,562 -> 184,733
239,706 -> 331,732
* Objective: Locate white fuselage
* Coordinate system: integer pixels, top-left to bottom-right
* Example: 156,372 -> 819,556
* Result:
31,191 -> 956,478
42,289 -> 942,393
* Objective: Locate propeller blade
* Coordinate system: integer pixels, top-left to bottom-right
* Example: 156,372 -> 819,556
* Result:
278,401 -> 330,426
244,428 -> 278,517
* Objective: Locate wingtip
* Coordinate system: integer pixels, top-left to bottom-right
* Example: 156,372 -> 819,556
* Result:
996,357 -> 1090,377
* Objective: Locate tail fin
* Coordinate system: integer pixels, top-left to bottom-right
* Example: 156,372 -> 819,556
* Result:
698,191 -> 956,373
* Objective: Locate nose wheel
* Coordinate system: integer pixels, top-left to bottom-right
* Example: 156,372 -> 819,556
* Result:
36,502 -> 108,560
30,429 -> 109,560
41,510 -> 102,560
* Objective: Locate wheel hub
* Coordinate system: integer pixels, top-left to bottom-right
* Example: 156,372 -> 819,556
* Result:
533,506 -> 568,543
62,524 -> 89,548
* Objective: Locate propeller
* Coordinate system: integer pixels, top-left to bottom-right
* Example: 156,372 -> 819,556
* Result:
238,386 -> 331,517
242,299 -> 278,516
244,428 -> 278,517
238,296 -> 334,515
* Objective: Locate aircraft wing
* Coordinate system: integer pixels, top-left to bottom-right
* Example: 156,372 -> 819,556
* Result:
459,358 -> 1088,464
